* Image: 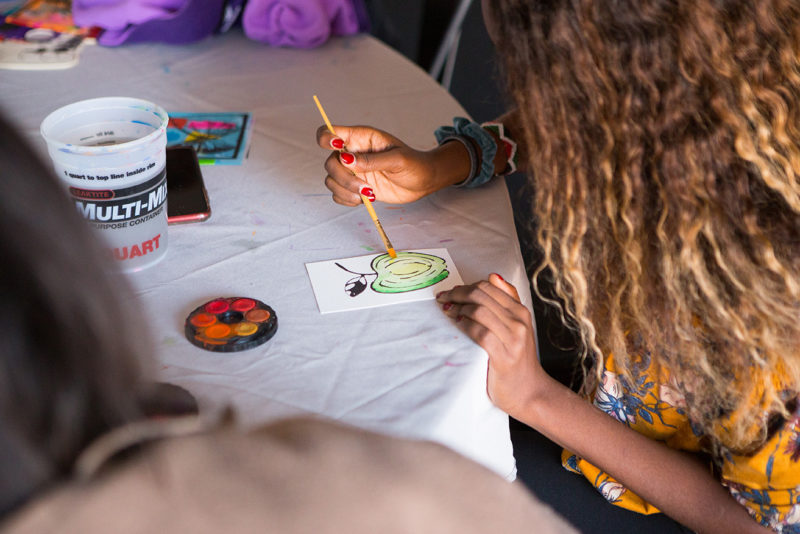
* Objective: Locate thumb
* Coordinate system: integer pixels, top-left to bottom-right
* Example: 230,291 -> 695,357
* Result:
488,273 -> 521,302
335,125 -> 401,152
340,145 -> 406,175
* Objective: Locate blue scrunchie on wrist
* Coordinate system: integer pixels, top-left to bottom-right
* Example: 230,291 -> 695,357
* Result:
434,116 -> 498,188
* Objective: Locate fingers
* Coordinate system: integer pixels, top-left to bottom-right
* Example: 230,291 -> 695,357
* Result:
341,147 -> 407,176
325,176 -> 361,206
440,278 -> 526,320
323,148 -> 411,206
316,124 -> 338,149
436,278 -> 532,351
489,272 -> 521,302
318,124 -> 403,203
318,129 -> 407,177
457,316 -> 506,358
324,152 -> 365,206
436,282 -> 508,332
447,302 -> 509,356
316,124 -> 400,153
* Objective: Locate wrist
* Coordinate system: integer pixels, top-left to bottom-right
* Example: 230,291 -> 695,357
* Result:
426,140 -> 474,191
511,373 -> 571,430
433,117 -> 497,188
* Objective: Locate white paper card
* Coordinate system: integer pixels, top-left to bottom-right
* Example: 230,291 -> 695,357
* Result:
306,248 -> 463,314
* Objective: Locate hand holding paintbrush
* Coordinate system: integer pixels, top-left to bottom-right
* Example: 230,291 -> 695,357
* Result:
313,95 -> 397,258
313,102 -> 477,209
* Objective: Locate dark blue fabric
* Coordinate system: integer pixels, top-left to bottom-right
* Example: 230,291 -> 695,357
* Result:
434,116 -> 497,188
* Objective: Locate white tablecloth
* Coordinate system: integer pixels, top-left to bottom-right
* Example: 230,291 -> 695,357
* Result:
1,30 -> 532,480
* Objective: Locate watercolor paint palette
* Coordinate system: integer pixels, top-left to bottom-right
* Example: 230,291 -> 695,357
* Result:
185,297 -> 277,352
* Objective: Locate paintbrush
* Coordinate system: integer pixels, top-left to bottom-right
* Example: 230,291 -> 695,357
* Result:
313,95 -> 397,259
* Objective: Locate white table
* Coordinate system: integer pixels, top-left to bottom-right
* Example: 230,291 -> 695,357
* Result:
1,29 -> 532,480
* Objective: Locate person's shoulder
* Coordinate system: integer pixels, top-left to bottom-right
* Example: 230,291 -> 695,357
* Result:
2,417 -> 576,534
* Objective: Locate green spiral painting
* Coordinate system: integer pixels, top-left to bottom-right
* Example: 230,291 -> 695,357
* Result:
336,251 -> 450,297
370,252 -> 450,293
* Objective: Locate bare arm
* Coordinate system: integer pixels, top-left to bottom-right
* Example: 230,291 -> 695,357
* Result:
437,275 -> 770,534
525,374 -> 768,534
316,113 -> 525,206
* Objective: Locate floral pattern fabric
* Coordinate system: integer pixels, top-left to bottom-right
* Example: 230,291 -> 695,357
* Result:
562,351 -> 800,532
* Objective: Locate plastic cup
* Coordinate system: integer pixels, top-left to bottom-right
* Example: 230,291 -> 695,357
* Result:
41,97 -> 169,272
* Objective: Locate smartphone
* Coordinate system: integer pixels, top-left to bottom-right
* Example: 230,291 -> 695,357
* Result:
166,146 -> 211,224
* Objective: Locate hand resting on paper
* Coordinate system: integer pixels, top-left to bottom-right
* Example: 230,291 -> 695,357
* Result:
435,273 -> 542,419
316,124 -> 472,206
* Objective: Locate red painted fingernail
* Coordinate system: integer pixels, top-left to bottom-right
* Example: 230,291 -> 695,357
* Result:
456,315 -> 463,322
360,186 -> 375,201
436,291 -> 445,299
340,152 -> 355,165
442,302 -> 453,311
330,137 -> 344,150
494,273 -> 505,281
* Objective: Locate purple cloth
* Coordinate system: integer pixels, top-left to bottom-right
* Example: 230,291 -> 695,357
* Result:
72,0 -> 228,45
72,0 -> 186,31
242,0 -> 362,48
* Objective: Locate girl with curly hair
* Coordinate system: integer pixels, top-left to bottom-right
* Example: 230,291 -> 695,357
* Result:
317,1 -> 800,532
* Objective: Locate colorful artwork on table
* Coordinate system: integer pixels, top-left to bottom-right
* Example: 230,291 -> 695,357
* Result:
306,248 -> 462,314
166,112 -> 252,165
5,0 -> 99,36
0,28 -> 84,69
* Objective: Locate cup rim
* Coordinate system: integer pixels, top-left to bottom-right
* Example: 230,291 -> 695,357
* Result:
40,96 -> 168,155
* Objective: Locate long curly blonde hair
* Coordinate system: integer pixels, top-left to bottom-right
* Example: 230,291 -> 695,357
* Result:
489,0 -> 800,453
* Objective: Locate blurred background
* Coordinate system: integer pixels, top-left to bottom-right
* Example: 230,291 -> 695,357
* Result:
365,0 -> 506,122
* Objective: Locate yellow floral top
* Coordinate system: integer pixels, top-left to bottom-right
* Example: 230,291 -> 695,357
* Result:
562,351 -> 800,532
